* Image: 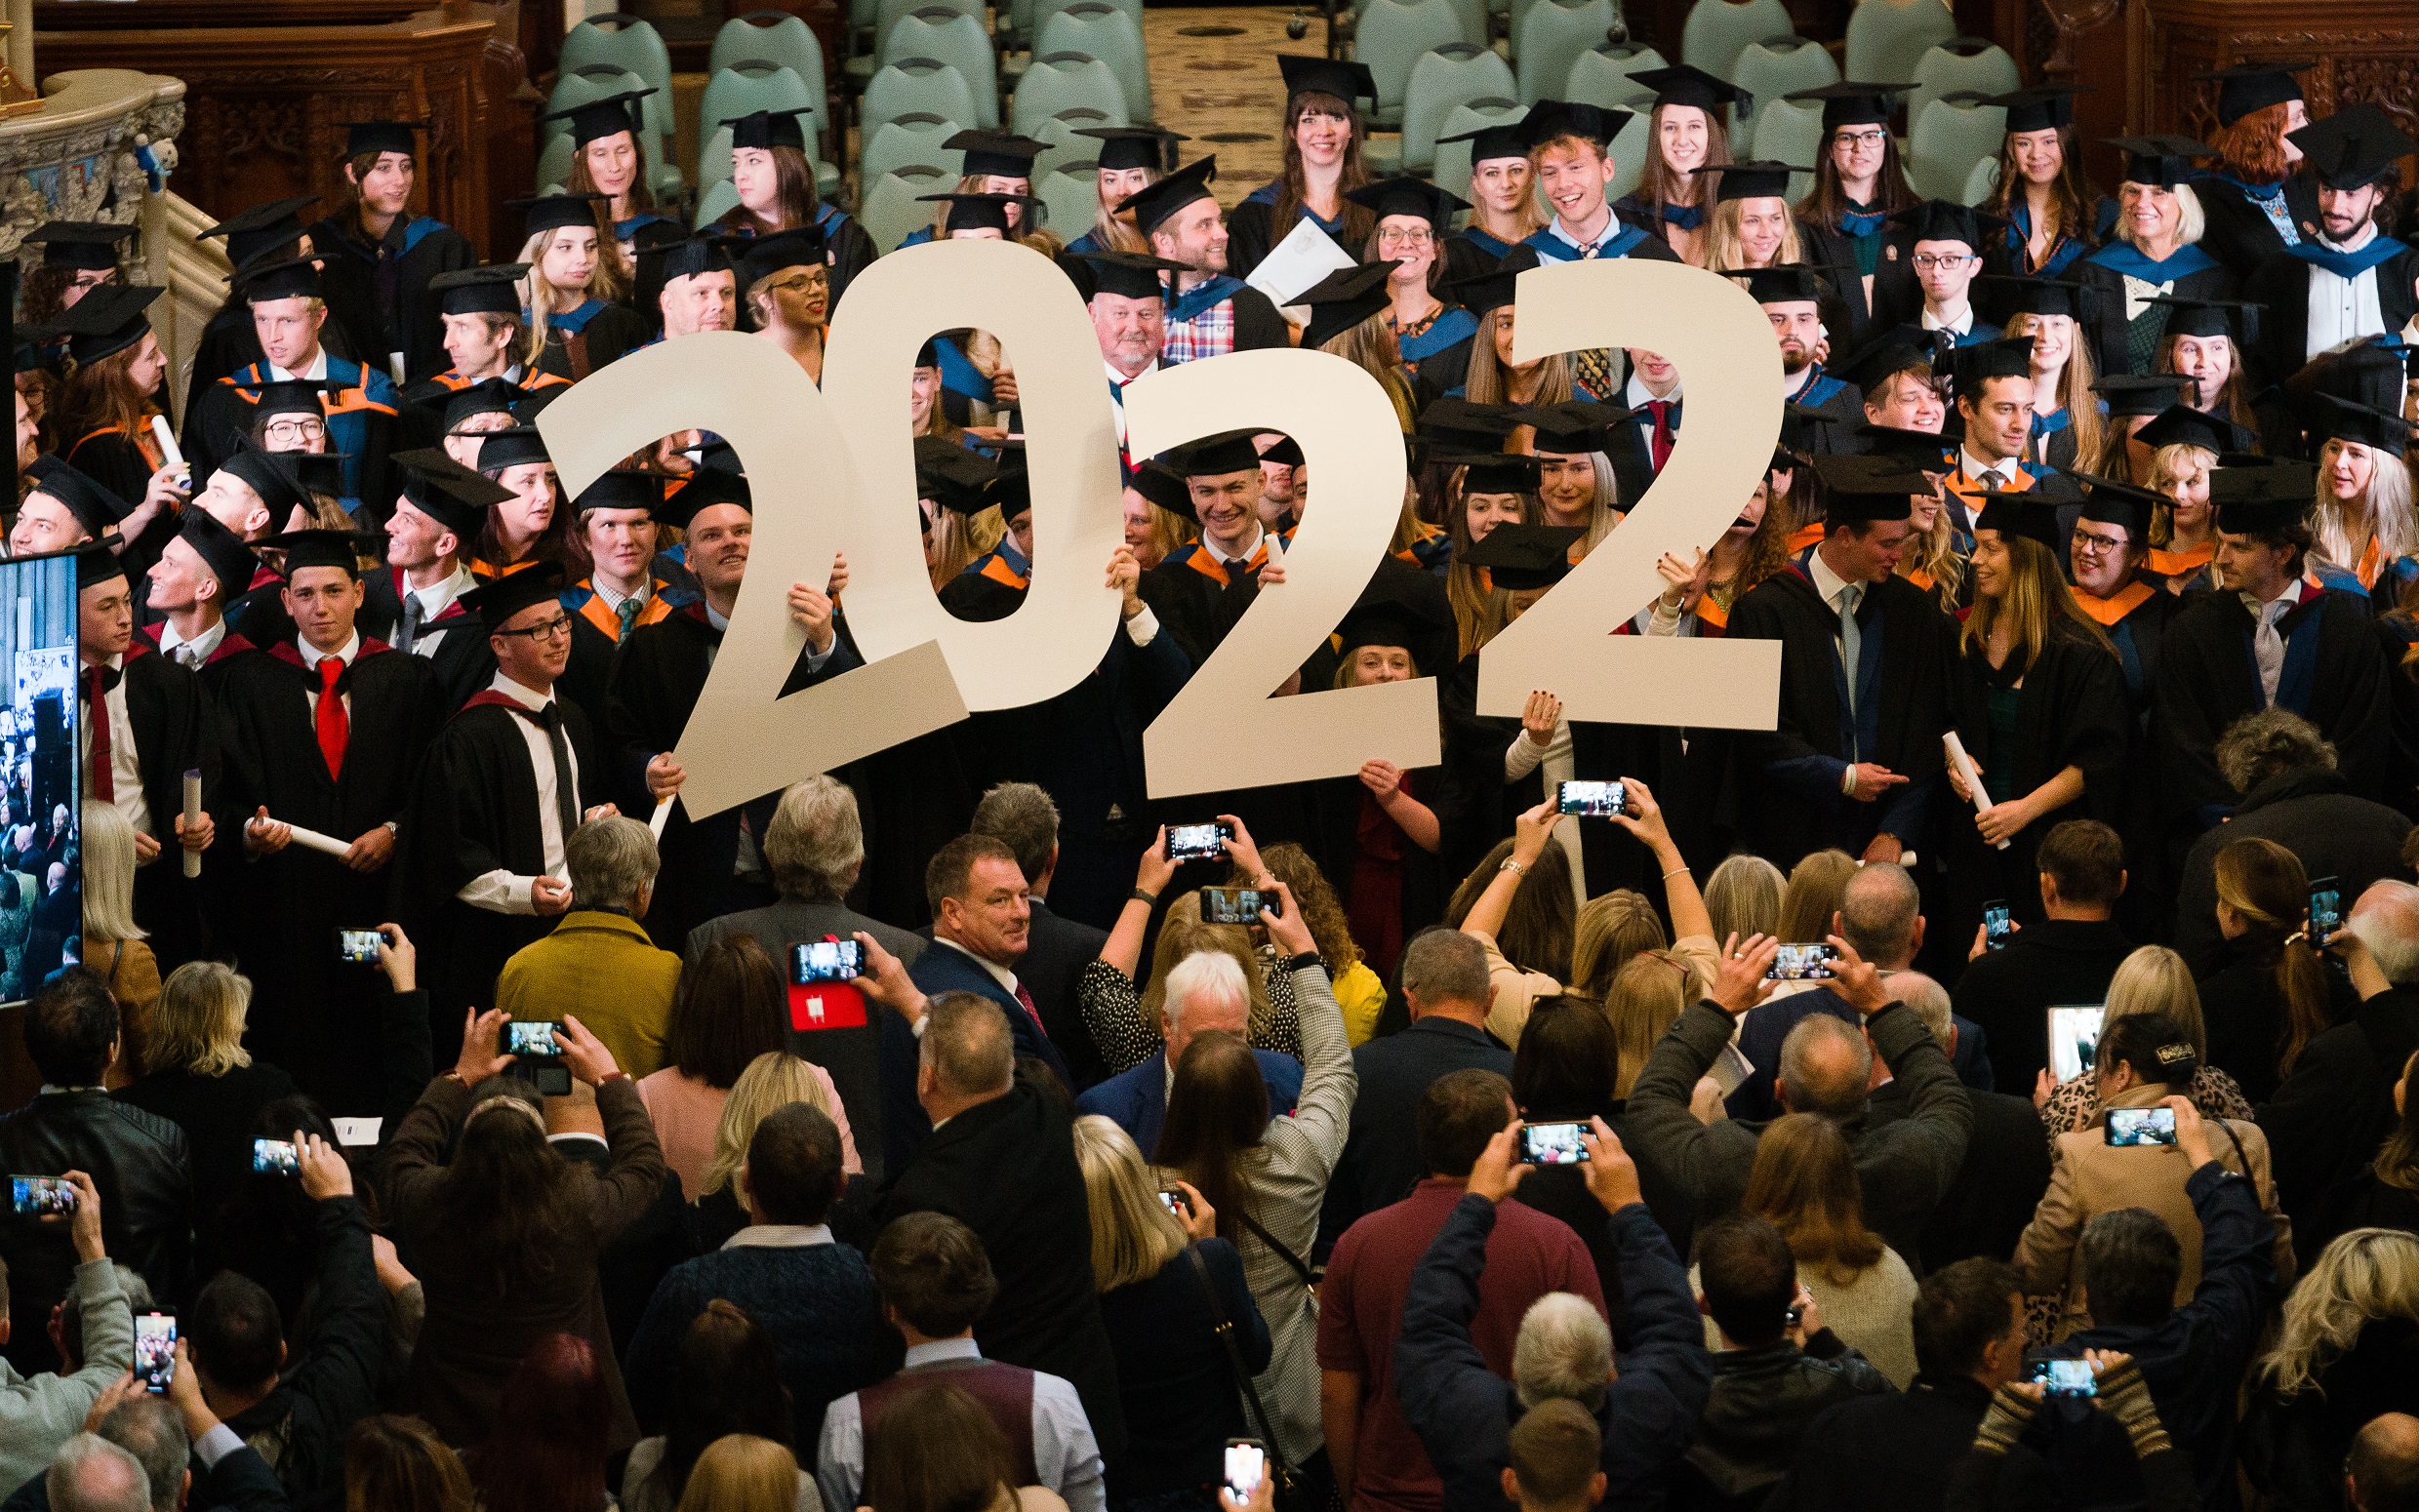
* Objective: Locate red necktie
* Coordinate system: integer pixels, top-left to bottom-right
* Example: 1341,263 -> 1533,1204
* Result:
1647,400 -> 1675,470
85,666 -> 112,802
1012,981 -> 1050,1040
315,657 -> 348,779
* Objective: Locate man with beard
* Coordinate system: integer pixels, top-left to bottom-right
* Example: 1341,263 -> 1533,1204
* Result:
641,236 -> 741,341
1126,158 -> 1291,364
1745,264 -> 1863,457
1077,251 -> 1189,475
2247,104 -> 2419,380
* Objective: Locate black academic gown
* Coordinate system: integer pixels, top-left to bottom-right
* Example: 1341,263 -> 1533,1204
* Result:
2193,173 -> 2324,287
1944,618 -> 2130,929
2244,240 -> 2419,392
2151,578 -> 2392,859
1722,561 -> 1955,867
213,638 -> 446,1112
61,428 -> 176,624
604,602 -> 858,953
110,647 -> 224,973
403,690 -> 607,1054
307,214 -> 478,386
532,301 -> 654,384
359,568 -> 496,711
2077,583 -> 2179,935
2071,247 -> 2238,377
1798,218 -> 1915,342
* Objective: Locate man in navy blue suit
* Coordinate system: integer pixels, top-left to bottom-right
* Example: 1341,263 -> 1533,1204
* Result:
884,833 -> 1074,1171
1076,948 -> 1302,1156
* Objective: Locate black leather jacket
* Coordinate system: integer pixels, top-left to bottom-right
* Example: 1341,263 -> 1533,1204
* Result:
0,1090 -> 192,1374
1679,1330 -> 1896,1509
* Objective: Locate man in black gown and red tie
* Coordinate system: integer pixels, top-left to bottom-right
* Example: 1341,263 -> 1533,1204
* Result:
76,544 -> 219,972
404,562 -> 616,1059
219,530 -> 448,1111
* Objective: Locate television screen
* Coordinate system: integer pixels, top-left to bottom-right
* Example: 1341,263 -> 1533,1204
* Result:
0,549 -> 80,1006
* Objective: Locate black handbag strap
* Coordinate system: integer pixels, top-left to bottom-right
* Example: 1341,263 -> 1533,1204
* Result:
1185,1244 -> 1295,1477
1230,1204 -> 1316,1289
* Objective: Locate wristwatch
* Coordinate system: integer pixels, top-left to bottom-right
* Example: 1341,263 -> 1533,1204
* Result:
1284,950 -> 1325,975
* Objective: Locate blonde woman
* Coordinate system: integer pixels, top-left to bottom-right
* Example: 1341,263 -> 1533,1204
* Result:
2143,425 -> 2222,591
1606,951 -> 1694,1100
1704,854 -> 1785,946
1070,1116 -> 1266,1506
1897,467 -> 1971,613
2036,945 -> 2254,1140
1065,127 -> 1168,256
1777,850 -> 1858,946
117,960 -> 299,1211
899,133 -> 1043,249
76,801 -> 157,1062
2072,140 -> 2231,377
2004,289 -> 2105,473
1298,263 -> 1419,430
513,196 -> 648,383
2246,1228 -> 2419,1512
699,1051 -> 858,1204
673,1435 -> 813,1512
1521,406 -> 1623,557
1249,843 -> 1387,1046
2307,399 -> 2419,600
1701,165 -> 1805,273
1456,251 -> 1576,407
1441,121 -> 1543,264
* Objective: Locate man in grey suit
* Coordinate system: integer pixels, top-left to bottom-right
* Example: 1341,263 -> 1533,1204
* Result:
688,776 -> 923,1177
971,781 -> 1110,1091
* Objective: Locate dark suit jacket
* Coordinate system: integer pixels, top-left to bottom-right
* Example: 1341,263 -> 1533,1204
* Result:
886,942 -> 1074,1172
2,1440 -> 295,1512
875,1082 -> 1126,1456
1865,1077 -> 2051,1273
1726,986 -> 1995,1120
1074,1048 -> 1304,1159
2172,768 -> 2410,975
2259,984 -> 2419,1269
1316,1016 -> 1512,1254
1019,898 -> 1111,1092
1953,919 -> 2134,1092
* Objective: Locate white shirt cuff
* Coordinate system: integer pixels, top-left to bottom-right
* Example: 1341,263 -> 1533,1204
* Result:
1122,604 -> 1160,647
192,1424 -> 244,1470
458,870 -> 539,915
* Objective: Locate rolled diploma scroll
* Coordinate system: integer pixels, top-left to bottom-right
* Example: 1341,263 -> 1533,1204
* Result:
257,817 -> 352,858
148,416 -> 187,482
181,770 -> 202,877
650,793 -> 674,840
1941,732 -> 2010,851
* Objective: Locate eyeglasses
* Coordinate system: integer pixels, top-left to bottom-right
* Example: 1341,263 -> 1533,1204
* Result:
497,615 -> 574,643
263,417 -> 326,444
768,271 -> 828,297
1376,226 -> 1435,249
1909,254 -> 1975,271
1835,130 -> 1889,148
2072,532 -> 2131,556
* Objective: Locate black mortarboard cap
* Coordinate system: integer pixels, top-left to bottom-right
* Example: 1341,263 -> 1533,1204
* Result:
1786,81 -> 1913,131
1891,198 -> 2010,251
1128,458 -> 1195,522
945,129 -> 1049,178
1418,397 -> 1523,453
2286,102 -> 2418,191
393,448 -> 514,538
74,544 -> 125,591
233,256 -> 321,303
915,437 -> 997,515
1519,399 -> 1632,456
1835,326 -> 1951,394
1953,337 -> 2036,388
976,439 -> 1030,516
2303,338 -> 2410,416
24,456 -> 129,537
1444,244 -> 1541,318
2211,459 -> 2317,535
1335,571 -> 1455,671
1257,435 -> 1305,467
1071,250 -> 1189,301
641,235 -> 742,283
1976,274 -> 2097,324
1459,524 -> 1584,588
1708,161 -> 1808,203
917,191 -> 1042,234
737,227 -> 828,291
1297,261 -> 1399,350
2065,468 -> 2162,537
2193,62 -> 2306,128
428,263 -> 530,317
267,529 -> 375,578
340,120 -> 426,159
1277,54 -> 1375,106
195,197 -> 318,268
1737,262 -> 1828,305
437,377 -> 529,431
654,466 -> 753,532
1120,156 -> 1220,234
1972,487 -> 2063,547
1073,124 -> 1187,172
1435,114 -> 1531,164
510,193 -> 611,237
1811,453 -> 1924,523
1451,451 -> 1544,493
177,507 -> 260,598
2092,372 -> 2193,418
723,107 -> 813,153
570,469 -> 668,516
287,453 -> 349,502
2142,295 -> 2262,347
1516,99 -> 1630,149
475,426 -> 552,471
539,88 -> 657,148
2314,394 -> 2415,458
253,377 -> 346,421
1985,85 -> 2087,135
219,441 -> 314,518
1857,421 -> 1956,471
1627,63 -> 1746,115
24,221 -> 137,272
1344,177 -> 1470,230
2105,136 -> 2218,189
2133,403 -> 2254,455
1164,429 -> 1265,479
44,284 -> 161,367
460,560 -> 569,631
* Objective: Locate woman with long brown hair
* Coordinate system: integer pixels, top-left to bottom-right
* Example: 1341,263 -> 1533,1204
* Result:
1721,1114 -> 1919,1385
307,120 -> 477,384
53,285 -> 188,548
544,89 -> 682,264
1441,454 -> 1538,659
2002,281 -> 2105,473
1225,55 -> 1378,280
469,428 -> 586,579
512,196 -> 651,383
1439,120 -> 1545,271
637,934 -> 798,1194
20,221 -> 130,337
467,1334 -> 616,1512
1066,126 -> 1174,255
2196,837 -> 2336,1103
900,131 -> 1045,249
1981,86 -> 2115,278
1944,499 -> 2127,925
1789,82 -> 1918,338
715,107 -> 879,303
344,1414 -> 475,1512
1453,249 -> 1577,407
1642,468 -> 1792,637
1296,261 -> 1421,430
1612,67 -> 1742,265
2151,299 -> 2260,433
2189,64 -> 2316,283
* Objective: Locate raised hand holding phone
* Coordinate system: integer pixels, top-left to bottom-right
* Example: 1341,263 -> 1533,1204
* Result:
1579,1117 -> 1644,1213
455,1007 -> 514,1084
1464,1122 -> 1531,1204
852,931 -> 931,1031
62,1171 -> 102,1264
1259,881 -> 1315,959
553,1015 -> 622,1087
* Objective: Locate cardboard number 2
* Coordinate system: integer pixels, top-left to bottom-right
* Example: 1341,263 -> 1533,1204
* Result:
1476,258 -> 1784,729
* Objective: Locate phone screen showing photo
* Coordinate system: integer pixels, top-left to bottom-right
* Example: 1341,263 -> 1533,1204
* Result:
135,1313 -> 175,1393
2105,1106 -> 2178,1147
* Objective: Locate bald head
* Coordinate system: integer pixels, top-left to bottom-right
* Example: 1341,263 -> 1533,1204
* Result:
1836,864 -> 1922,968
1777,1013 -> 1872,1119
2351,882 -> 2419,986
2349,1413 -> 2419,1512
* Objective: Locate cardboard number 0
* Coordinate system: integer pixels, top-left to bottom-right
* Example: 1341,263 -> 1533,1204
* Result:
1124,348 -> 1442,799
1475,259 -> 1784,729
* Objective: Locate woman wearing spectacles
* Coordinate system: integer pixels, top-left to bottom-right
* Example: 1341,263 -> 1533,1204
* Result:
1348,179 -> 1478,391
1787,84 -> 1919,340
